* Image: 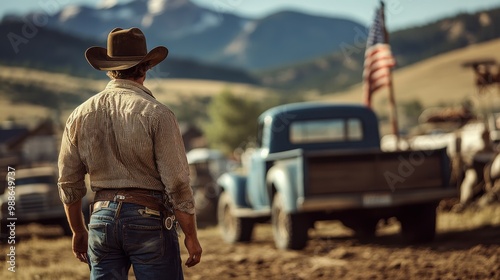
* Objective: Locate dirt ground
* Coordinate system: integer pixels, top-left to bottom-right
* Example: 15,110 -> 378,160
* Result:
1,204 -> 499,280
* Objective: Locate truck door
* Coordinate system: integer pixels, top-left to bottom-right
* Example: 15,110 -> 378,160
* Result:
246,120 -> 272,209
247,150 -> 270,209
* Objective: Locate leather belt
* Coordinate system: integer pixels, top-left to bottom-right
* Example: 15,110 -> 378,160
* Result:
94,188 -> 165,212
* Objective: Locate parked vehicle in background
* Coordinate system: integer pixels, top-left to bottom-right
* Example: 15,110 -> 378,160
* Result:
0,166 -> 92,239
217,102 -> 457,250
382,107 -> 500,204
187,148 -> 230,226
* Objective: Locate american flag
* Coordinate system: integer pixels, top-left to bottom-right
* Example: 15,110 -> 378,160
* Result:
363,3 -> 396,108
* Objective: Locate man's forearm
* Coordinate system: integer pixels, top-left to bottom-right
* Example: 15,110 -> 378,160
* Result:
64,199 -> 87,233
174,209 -> 197,237
174,209 -> 202,267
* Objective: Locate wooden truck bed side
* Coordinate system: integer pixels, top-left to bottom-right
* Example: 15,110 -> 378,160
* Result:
304,148 -> 449,196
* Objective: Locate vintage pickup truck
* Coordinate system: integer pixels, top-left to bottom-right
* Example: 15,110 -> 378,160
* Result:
0,166 -> 93,239
217,102 -> 457,250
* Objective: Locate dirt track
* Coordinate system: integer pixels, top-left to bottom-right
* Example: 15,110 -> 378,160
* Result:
1,204 -> 499,280
185,209 -> 500,280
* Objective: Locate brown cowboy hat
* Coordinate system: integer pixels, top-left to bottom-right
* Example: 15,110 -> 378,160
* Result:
85,27 -> 168,71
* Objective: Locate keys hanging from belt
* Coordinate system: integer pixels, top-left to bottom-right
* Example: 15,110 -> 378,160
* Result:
137,207 -> 175,230
138,207 -> 161,217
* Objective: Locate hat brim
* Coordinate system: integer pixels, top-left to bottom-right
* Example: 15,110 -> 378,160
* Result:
85,46 -> 168,71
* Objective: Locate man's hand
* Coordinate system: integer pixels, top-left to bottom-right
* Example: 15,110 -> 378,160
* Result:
184,235 -> 202,267
73,230 -> 89,263
175,209 -> 202,267
63,199 -> 89,264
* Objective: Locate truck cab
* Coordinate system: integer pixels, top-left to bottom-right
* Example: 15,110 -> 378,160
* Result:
250,103 -> 379,206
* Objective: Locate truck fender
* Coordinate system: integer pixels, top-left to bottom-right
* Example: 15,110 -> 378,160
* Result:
217,173 -> 250,208
489,153 -> 500,181
267,163 -> 299,213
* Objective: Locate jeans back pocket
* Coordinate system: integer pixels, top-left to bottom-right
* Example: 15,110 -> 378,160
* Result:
124,217 -> 164,264
88,222 -> 110,264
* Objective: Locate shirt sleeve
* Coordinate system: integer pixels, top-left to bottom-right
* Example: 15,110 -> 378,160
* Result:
57,114 -> 87,205
153,110 -> 195,214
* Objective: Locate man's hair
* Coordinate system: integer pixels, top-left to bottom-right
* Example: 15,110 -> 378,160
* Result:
107,62 -> 150,80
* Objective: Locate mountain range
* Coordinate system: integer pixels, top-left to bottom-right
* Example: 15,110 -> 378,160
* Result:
261,7 -> 500,93
0,19 -> 257,83
5,0 -> 364,70
1,0 -> 499,93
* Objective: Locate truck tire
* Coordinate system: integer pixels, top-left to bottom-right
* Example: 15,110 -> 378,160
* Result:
398,203 -> 437,243
217,192 -> 254,243
272,193 -> 309,250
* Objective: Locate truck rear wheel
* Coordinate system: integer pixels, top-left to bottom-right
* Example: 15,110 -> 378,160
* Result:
217,192 -> 254,243
194,186 -> 218,226
398,203 -> 437,243
272,193 -> 309,250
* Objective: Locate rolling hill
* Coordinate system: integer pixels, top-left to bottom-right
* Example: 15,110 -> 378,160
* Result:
2,38 -> 499,128
3,0 -> 498,88
321,39 -> 500,108
261,7 -> 500,94
0,65 -> 274,126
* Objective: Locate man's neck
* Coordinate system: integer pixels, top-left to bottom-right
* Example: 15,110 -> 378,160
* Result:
125,76 -> 145,85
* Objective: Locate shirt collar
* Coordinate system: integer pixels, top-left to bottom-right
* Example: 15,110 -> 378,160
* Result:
106,79 -> 155,98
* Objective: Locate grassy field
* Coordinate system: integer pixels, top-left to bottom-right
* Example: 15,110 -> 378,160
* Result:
2,39 -> 500,127
0,66 -> 275,126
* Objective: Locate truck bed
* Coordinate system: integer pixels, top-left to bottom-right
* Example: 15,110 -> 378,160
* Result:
304,148 -> 450,196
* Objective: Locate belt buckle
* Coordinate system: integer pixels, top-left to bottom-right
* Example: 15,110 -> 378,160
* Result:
164,216 -> 175,230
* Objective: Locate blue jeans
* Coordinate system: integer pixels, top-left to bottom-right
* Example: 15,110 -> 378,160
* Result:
88,198 -> 183,280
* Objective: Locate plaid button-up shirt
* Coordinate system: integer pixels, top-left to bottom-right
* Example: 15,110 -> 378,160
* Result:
58,79 -> 194,214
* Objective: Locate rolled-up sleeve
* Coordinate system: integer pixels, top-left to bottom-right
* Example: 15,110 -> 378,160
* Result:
153,110 -> 195,214
58,115 -> 87,205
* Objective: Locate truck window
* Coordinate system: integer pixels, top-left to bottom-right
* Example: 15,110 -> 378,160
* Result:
290,119 -> 363,144
347,119 -> 363,141
15,176 -> 55,186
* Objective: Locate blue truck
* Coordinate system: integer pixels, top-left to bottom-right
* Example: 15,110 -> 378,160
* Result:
217,102 -> 456,250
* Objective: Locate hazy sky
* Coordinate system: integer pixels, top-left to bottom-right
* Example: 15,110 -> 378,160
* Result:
2,0 -> 500,30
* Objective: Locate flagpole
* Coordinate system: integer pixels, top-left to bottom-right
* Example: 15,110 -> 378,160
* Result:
388,71 -> 400,142
381,1 -> 400,144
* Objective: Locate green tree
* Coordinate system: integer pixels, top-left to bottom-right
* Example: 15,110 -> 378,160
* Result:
203,89 -> 262,155
170,95 -> 211,126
